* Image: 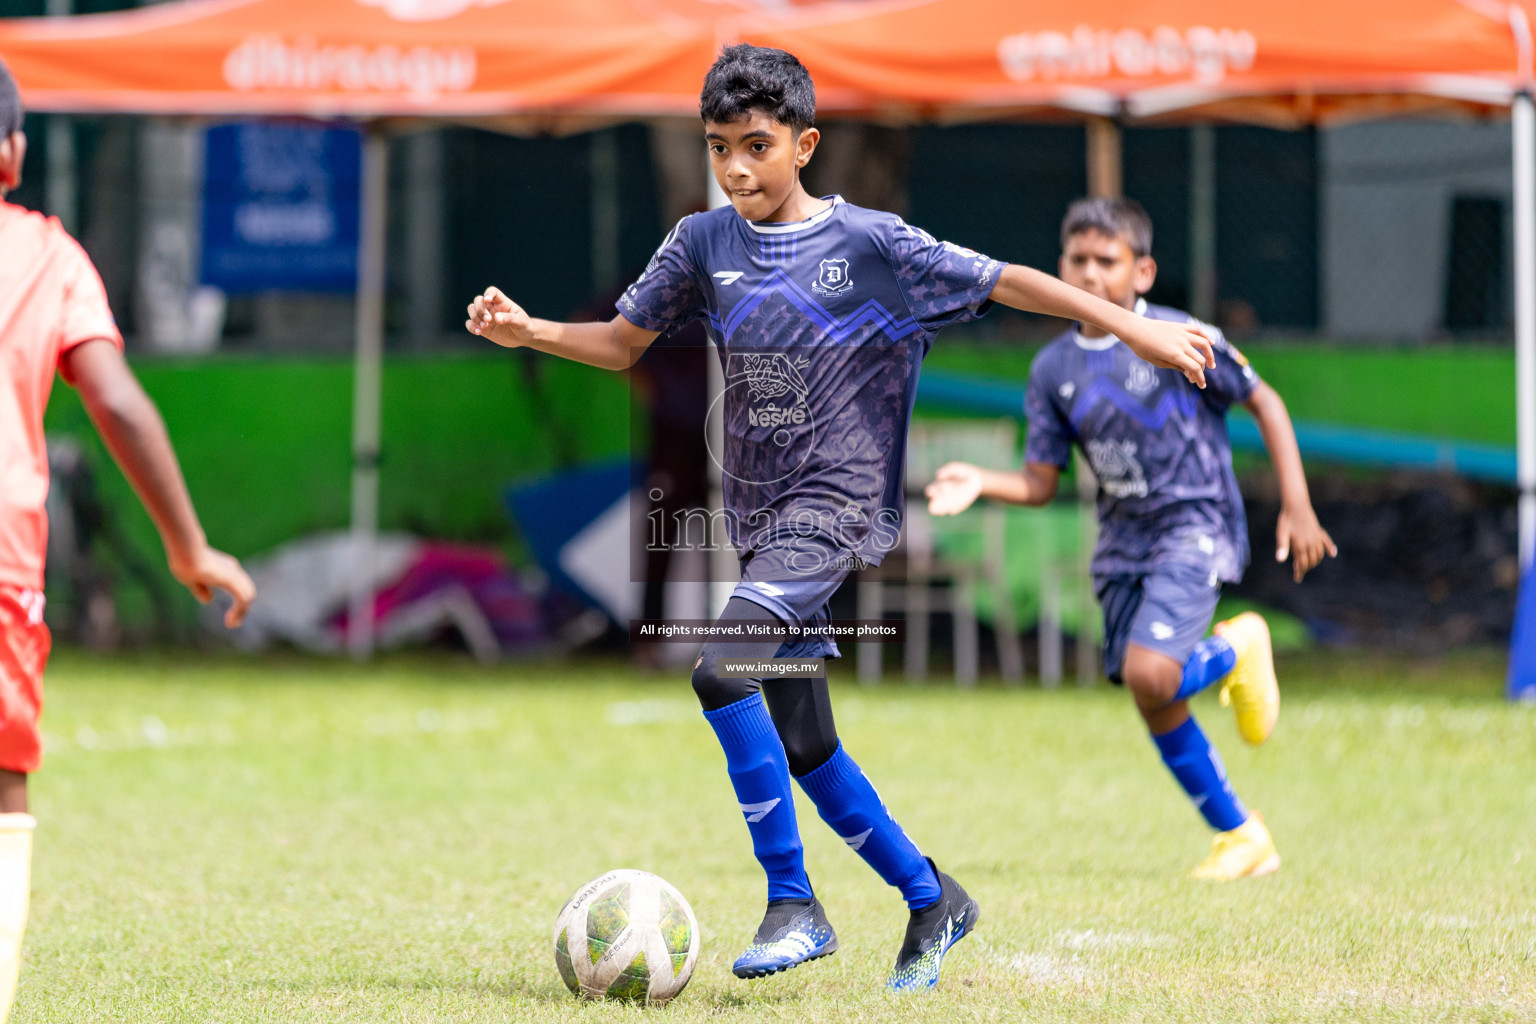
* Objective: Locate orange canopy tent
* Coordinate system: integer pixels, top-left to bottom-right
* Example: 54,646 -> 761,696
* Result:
12,0 -> 1527,123
738,0 -> 1533,123
0,0 -> 732,120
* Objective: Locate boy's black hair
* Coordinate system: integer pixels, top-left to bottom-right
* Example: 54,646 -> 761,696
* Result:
0,58 -> 22,138
1061,196 -> 1154,258
699,44 -> 815,133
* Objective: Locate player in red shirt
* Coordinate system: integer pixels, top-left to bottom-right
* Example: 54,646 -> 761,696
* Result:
0,60 -> 255,1021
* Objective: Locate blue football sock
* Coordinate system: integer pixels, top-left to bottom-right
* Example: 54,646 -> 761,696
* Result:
795,742 -> 941,910
703,694 -> 813,902
1151,716 -> 1249,832
1171,636 -> 1237,704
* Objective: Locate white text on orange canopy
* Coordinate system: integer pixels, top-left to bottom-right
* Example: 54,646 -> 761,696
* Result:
223,34 -> 477,104
997,26 -> 1257,85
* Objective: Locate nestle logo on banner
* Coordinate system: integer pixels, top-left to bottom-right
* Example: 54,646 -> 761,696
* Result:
223,34 -> 477,102
997,26 -> 1256,84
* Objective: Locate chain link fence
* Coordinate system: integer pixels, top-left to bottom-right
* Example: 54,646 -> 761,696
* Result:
10,114 -> 1518,352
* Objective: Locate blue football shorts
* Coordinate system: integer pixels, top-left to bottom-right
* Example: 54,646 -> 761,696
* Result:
1095,563 -> 1222,684
730,565 -> 846,661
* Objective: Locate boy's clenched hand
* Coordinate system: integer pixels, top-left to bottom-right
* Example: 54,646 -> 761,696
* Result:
466,287 -> 535,348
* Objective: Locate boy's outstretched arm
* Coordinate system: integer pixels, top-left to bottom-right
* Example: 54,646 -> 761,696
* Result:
60,340 -> 256,627
1243,381 -> 1337,582
925,461 -> 1061,516
989,265 -> 1215,387
466,286 -> 659,371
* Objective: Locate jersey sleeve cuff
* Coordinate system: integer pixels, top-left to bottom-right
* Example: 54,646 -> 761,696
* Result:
614,298 -> 677,334
1025,449 -> 1071,470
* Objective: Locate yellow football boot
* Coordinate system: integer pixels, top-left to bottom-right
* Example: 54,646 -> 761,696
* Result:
1214,611 -> 1279,745
1191,811 -> 1280,880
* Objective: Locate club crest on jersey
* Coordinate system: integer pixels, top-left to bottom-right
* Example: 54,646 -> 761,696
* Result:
814,258 -> 852,295
1125,359 -> 1158,396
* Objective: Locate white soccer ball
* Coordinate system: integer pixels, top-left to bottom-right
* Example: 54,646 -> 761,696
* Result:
552,869 -> 700,1004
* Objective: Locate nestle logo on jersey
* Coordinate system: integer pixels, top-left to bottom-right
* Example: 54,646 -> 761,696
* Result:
730,353 -> 813,453
748,403 -> 808,428
1086,438 -> 1149,499
813,258 -> 852,295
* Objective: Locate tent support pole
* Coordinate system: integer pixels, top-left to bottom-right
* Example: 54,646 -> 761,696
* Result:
1189,124 -> 1217,323
1087,117 -> 1122,199
349,126 -> 389,660
704,159 -> 736,619
44,0 -> 76,233
1076,115 -> 1123,685
1517,92 -> 1536,570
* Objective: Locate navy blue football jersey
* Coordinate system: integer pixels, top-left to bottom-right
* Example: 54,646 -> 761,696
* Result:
619,197 -> 1003,582
1024,300 -> 1260,583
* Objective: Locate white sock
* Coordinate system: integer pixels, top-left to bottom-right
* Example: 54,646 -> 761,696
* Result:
0,814 -> 35,1024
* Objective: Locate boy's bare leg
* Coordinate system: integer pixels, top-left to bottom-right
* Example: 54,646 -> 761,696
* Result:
0,773 -> 32,1023
1122,646 -> 1187,734
0,773 -> 25,815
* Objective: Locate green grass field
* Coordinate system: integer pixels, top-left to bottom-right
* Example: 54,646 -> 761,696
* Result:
14,651 -> 1536,1023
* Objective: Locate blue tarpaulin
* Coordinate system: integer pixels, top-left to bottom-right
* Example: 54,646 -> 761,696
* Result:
916,368 -> 1518,485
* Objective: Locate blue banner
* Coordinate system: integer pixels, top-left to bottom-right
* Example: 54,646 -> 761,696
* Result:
201,123 -> 361,293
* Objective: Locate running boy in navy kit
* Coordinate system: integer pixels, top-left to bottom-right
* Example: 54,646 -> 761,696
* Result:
926,197 -> 1336,880
468,49 -> 1217,990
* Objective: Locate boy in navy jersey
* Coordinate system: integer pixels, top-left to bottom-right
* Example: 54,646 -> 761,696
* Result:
468,48 -> 1216,990
926,197 -> 1336,880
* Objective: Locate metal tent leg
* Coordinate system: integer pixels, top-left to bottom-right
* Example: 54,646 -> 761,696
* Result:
1514,91 -> 1535,570
348,127 -> 388,661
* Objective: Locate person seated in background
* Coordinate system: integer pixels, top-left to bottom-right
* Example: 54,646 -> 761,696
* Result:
925,196 -> 1336,880
630,319 -> 710,668
0,58 -> 255,1023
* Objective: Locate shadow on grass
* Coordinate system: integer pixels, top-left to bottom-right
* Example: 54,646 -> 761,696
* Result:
247,973 -> 552,1001
245,972 -> 809,1011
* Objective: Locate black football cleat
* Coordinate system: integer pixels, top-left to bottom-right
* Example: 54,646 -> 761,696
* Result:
886,861 -> 980,992
731,897 -> 839,979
